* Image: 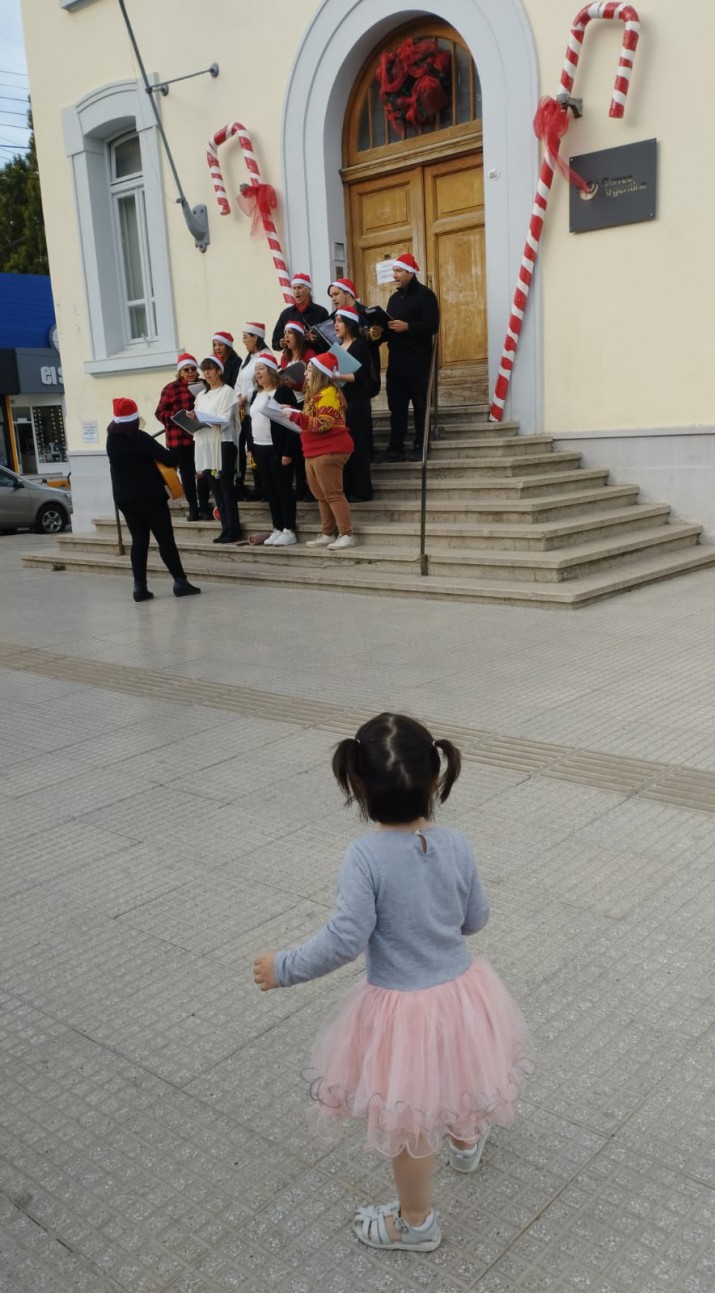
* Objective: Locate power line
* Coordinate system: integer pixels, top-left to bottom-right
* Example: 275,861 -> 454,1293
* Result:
0,95 -> 29,104
0,69 -> 28,78
0,122 -> 30,132
0,111 -> 29,119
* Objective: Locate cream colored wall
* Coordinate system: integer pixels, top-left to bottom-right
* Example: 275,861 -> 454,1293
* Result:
521,0 -> 715,434
21,0 -> 312,449
22,0 -> 715,443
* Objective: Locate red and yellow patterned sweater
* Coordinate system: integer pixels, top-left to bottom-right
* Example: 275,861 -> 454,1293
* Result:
293,385 -> 354,458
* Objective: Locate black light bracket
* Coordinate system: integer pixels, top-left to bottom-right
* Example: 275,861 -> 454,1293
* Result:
148,64 -> 220,98
556,93 -> 584,119
117,0 -> 214,251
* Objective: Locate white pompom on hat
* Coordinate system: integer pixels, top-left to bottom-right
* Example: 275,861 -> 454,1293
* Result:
254,350 -> 279,371
392,253 -> 420,274
310,352 -> 341,379
112,397 -> 139,423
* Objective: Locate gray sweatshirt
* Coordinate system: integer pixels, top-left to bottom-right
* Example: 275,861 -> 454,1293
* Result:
273,825 -> 490,991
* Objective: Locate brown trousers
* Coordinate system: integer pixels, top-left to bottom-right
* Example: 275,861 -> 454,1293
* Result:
305,452 -> 353,536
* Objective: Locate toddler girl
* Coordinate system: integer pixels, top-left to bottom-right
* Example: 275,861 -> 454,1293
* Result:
253,712 -> 533,1253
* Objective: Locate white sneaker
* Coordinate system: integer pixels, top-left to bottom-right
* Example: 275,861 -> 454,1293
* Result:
273,530 -> 297,546
449,1127 -> 490,1174
306,534 -> 334,547
328,534 -> 356,551
264,530 -> 283,546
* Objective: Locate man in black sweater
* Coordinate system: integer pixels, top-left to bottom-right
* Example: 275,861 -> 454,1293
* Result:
378,254 -> 440,462
271,272 -> 330,350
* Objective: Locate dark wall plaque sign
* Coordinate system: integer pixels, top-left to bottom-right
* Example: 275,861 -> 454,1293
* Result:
569,138 -> 657,234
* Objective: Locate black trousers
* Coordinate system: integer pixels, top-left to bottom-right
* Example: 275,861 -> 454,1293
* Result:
204,442 -> 242,537
173,443 -> 200,518
197,472 -> 213,517
120,499 -> 186,584
252,443 -> 297,532
386,371 -> 429,452
344,400 -> 373,501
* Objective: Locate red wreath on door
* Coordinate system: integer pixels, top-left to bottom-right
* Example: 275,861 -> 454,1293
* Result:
375,37 -> 451,137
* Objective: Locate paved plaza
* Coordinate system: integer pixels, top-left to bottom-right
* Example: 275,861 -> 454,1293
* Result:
1,531 -> 715,1293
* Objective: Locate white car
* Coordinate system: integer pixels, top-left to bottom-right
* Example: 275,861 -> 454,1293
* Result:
0,464 -> 72,534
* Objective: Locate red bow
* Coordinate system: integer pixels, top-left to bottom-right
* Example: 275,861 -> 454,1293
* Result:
237,182 -> 277,235
533,98 -> 589,192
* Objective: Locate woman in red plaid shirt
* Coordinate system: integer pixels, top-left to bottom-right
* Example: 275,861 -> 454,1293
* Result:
155,353 -> 209,522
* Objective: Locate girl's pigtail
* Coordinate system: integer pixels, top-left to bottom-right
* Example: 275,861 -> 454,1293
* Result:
331,737 -> 364,811
434,737 -> 462,803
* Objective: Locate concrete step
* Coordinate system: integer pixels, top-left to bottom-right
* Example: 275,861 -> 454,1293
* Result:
165,502 -> 671,551
61,521 -> 704,584
22,543 -> 715,609
138,483 -> 645,531
372,452 -> 582,483
372,466 -> 606,501
427,435 -> 555,458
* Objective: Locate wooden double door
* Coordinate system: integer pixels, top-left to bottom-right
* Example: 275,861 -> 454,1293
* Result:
346,152 -> 487,401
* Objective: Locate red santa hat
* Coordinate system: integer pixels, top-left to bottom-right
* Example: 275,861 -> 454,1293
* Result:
201,354 -> 224,373
176,352 -> 198,371
330,277 -> 358,299
255,350 -> 279,371
112,397 -> 139,423
284,319 -> 306,336
392,253 -> 420,275
291,272 -> 312,291
310,352 -> 341,379
212,330 -> 234,348
336,307 -> 360,325
243,322 -> 265,338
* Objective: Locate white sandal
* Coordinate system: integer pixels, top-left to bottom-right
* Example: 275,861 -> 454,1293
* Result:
449,1125 -> 491,1173
353,1201 -> 441,1251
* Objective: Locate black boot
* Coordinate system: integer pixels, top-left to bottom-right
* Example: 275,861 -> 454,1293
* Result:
133,582 -> 154,602
173,577 -> 201,597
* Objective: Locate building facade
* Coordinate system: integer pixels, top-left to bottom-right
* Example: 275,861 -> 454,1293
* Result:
21,0 -> 715,533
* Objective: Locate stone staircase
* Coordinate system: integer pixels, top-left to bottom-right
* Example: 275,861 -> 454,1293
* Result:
22,406 -> 715,607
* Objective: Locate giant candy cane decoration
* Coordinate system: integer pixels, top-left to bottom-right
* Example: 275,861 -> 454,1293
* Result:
489,3 -> 640,421
207,123 -> 294,304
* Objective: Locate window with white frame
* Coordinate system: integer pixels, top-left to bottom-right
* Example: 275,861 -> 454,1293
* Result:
109,132 -> 157,345
63,79 -> 177,376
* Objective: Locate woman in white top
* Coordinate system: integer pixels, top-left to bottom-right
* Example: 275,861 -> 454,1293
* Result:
248,352 -> 298,545
191,356 -> 242,543
235,322 -> 266,500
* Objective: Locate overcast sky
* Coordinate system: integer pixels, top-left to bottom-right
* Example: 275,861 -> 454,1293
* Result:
0,0 -> 31,162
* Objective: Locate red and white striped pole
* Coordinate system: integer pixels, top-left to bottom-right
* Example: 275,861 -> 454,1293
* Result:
489,3 -> 640,422
207,123 -> 294,304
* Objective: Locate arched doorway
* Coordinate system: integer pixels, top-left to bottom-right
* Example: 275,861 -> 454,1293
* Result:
342,21 -> 487,401
282,0 -> 541,432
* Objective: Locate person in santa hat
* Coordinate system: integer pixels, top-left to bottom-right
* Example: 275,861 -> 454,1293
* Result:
235,323 -> 267,500
376,253 -> 439,462
212,330 -> 240,388
106,398 -> 201,601
328,277 -> 381,404
288,353 -> 356,550
155,352 -> 203,521
271,272 -> 330,351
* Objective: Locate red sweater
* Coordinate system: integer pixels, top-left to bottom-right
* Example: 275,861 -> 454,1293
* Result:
293,386 -> 353,458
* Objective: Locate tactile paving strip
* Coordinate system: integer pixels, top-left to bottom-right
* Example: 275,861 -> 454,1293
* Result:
2,641 -> 714,814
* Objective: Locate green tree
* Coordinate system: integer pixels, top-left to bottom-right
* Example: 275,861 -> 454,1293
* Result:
0,111 -> 49,275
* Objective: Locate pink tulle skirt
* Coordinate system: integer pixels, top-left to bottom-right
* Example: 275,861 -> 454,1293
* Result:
307,958 -> 534,1158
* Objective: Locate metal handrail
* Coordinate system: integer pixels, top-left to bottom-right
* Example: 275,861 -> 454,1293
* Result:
419,335 -> 439,576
